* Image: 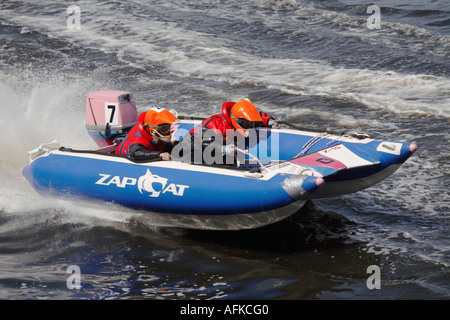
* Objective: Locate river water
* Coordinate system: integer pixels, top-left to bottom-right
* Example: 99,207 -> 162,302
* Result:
0,0 -> 448,301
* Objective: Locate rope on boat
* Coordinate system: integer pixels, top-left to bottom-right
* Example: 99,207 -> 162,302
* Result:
294,131 -> 370,159
295,132 -> 330,157
235,147 -> 265,169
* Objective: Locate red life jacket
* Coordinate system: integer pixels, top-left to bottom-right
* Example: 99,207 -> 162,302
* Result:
115,112 -> 165,156
190,101 -> 273,138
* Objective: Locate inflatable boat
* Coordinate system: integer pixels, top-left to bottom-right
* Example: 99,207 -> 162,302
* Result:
22,91 -> 417,230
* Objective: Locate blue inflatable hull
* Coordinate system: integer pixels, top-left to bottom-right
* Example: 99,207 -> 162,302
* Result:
22,121 -> 416,230
22,149 -> 320,230
172,121 -> 417,198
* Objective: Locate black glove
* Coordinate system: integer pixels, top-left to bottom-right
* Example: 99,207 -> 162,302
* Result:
129,143 -> 161,161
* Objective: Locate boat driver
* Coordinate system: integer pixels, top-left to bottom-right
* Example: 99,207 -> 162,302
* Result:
115,107 -> 178,161
174,98 -> 279,164
192,98 -> 279,139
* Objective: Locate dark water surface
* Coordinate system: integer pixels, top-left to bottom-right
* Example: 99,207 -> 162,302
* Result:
0,0 -> 448,300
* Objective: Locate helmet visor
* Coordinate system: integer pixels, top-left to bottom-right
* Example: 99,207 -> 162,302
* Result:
155,123 -> 172,136
144,123 -> 172,142
144,123 -> 171,135
236,118 -> 263,130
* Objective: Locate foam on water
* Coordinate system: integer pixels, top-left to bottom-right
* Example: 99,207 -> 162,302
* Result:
0,67 -> 102,223
0,1 -> 449,119
0,0 -> 449,299
0,72 -> 94,150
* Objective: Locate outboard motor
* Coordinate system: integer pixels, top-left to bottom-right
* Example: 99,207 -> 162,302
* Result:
86,90 -> 138,147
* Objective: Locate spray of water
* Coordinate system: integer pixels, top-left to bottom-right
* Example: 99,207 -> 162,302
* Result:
0,69 -> 107,219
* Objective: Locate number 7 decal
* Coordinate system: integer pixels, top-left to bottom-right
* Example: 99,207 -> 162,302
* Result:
105,103 -> 118,125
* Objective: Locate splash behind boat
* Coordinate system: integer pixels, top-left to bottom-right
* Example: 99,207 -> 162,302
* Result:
22,91 -> 417,230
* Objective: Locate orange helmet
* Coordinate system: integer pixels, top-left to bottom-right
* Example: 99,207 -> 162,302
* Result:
230,99 -> 263,137
143,107 -> 178,142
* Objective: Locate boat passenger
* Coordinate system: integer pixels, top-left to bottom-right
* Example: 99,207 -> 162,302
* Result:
173,98 -> 278,164
115,107 -> 178,161
192,98 -> 278,140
